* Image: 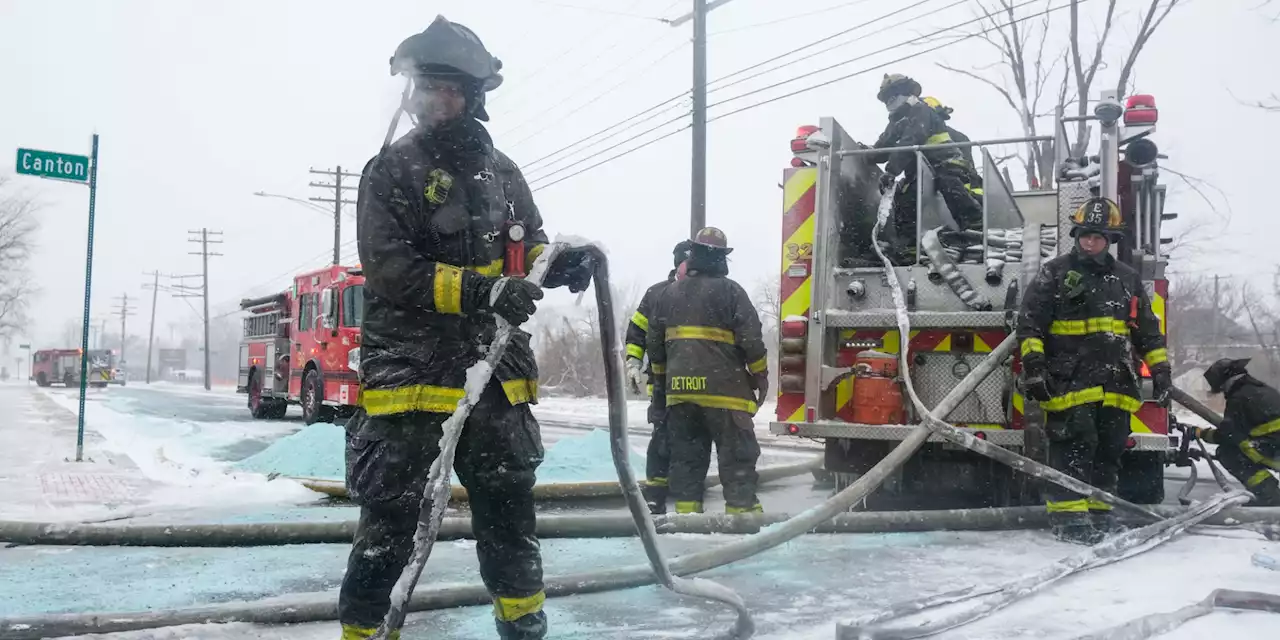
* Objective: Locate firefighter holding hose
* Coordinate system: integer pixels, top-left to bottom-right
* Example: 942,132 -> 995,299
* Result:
625,240 -> 693,515
1018,197 -> 1172,545
340,17 -> 594,640
647,228 -> 769,515
1190,358 -> 1280,506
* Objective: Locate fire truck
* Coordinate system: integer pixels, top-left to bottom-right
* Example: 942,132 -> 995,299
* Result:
771,92 -> 1173,508
31,348 -> 117,388
237,264 -> 364,424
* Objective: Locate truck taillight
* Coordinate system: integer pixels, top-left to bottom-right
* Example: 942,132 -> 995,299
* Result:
1124,94 -> 1158,125
781,318 -> 807,338
790,125 -> 819,154
1140,362 -> 1151,378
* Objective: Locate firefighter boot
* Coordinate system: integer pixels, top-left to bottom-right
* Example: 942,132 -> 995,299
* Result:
1089,511 -> 1127,537
1049,512 -> 1105,546
1249,475 -> 1280,507
642,481 -> 669,515
496,611 -> 548,640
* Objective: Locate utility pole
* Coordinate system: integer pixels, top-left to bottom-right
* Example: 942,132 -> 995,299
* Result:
1212,274 -> 1221,349
183,229 -> 223,390
309,167 -> 359,265
111,293 -> 136,365
667,0 -> 737,237
141,271 -> 171,384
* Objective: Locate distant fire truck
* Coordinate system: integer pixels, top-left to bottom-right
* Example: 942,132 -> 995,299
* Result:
771,92 -> 1173,508
31,348 -> 117,388
237,264 -> 364,423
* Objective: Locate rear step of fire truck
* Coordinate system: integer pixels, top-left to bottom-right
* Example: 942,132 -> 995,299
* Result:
772,93 -> 1174,508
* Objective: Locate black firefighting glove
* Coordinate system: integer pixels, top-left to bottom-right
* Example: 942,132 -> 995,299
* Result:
544,246 -> 597,293
751,372 -> 770,409
466,274 -> 544,326
1151,362 -> 1173,407
1020,352 -> 1052,403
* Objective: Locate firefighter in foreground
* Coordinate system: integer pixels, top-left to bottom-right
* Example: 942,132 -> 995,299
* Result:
1190,358 -> 1280,505
647,228 -> 769,514
340,17 -> 594,640
1017,197 -> 1172,545
871,74 -> 984,262
625,240 -> 693,514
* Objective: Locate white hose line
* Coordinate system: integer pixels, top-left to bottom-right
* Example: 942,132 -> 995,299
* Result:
1069,588 -> 1280,640
376,244 -> 565,639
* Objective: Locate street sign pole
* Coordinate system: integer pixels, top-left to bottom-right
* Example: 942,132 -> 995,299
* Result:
74,134 -> 99,462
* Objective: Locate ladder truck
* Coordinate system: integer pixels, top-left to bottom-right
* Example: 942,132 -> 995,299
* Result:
770,92 -> 1173,508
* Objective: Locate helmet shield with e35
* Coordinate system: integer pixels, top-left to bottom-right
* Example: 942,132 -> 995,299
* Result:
1069,196 -> 1124,239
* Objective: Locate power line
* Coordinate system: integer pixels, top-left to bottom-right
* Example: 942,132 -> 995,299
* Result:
708,0 -> 879,36
187,229 -> 223,391
519,0 -> 946,175
308,166 -> 359,265
531,0 -> 1079,192
528,108 -> 690,185
526,0 -> 675,21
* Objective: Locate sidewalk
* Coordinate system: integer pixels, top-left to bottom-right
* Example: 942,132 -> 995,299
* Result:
0,384 -> 158,522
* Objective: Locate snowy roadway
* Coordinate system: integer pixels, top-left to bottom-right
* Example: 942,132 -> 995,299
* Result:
0,383 -> 1276,639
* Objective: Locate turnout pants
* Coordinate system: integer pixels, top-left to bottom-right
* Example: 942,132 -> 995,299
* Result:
338,382 -> 546,634
1214,435 -> 1280,505
642,402 -> 671,508
1043,402 -> 1130,517
666,402 -> 761,514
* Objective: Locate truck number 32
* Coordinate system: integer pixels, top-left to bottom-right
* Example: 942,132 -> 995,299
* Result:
785,243 -> 813,261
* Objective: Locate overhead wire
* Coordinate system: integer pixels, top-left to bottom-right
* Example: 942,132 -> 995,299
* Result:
208,239 -> 358,321
707,0 -> 879,36
530,0 -> 1082,191
518,0 -> 946,175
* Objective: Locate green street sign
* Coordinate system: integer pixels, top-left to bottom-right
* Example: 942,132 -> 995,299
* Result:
15,147 -> 90,183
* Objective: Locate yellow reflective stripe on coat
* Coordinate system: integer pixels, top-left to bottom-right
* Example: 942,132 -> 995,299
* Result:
647,476 -> 668,487
925,132 -> 953,145
470,258 -> 504,278
433,264 -> 464,314
1251,418 -> 1280,438
493,591 -> 545,622
651,363 -> 666,374
341,624 -> 399,640
1020,337 -> 1044,357
668,393 -> 758,414
748,357 -> 768,375
675,500 -> 704,514
525,243 -> 546,272
1241,440 -> 1280,470
725,503 -> 763,514
1046,498 -> 1089,513
630,311 -> 650,333
1041,386 -> 1142,413
501,379 -> 538,405
1246,469 -> 1275,488
1048,317 -> 1130,336
666,326 -> 735,344
360,384 -> 465,415
625,343 -> 644,360
1143,348 -> 1168,367
1086,497 -> 1113,512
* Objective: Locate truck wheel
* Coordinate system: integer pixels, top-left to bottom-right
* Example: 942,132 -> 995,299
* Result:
36,373 -> 48,387
248,371 -> 272,419
1118,451 -> 1166,505
267,401 -> 288,419
301,369 -> 335,425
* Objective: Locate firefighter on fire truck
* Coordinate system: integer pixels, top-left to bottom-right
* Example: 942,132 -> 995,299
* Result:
871,74 -> 984,262
1018,196 -> 1172,545
922,96 -> 975,169
625,239 -> 693,515
340,16 -> 594,640
647,228 -> 769,515
1191,358 -> 1280,506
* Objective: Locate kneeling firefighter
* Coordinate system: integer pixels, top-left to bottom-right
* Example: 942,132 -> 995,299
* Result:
625,240 -> 694,515
871,75 -> 984,262
646,228 -> 769,514
340,16 -> 595,640
1017,197 -> 1172,545
1191,358 -> 1280,506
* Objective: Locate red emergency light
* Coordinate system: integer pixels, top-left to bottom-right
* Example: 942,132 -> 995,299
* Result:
1126,437 -> 1137,449
973,431 -> 987,440
1124,95 -> 1158,125
791,125 -> 819,154
1140,362 -> 1151,378
781,318 -> 808,338
787,424 -> 800,435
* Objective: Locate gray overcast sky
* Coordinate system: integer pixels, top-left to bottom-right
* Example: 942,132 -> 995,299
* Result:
0,0 -> 1274,348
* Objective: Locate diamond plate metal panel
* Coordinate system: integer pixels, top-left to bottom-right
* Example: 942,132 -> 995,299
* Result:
823,310 -> 1009,328
768,421 -> 1025,447
911,352 -> 1011,423
1057,180 -> 1092,258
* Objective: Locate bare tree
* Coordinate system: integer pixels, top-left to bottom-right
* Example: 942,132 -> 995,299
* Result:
0,177 -> 39,340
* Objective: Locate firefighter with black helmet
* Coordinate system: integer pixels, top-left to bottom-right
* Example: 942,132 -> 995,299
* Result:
1017,196 -> 1171,545
340,16 -> 594,640
1190,358 -> 1280,506
625,240 -> 694,514
922,96 -> 976,169
647,228 -> 769,514
871,75 -> 984,262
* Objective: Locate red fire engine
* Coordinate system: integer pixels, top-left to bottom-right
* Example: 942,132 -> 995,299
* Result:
31,348 -> 116,388
237,264 -> 364,423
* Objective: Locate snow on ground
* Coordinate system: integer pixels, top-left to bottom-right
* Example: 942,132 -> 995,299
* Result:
234,423 -> 347,479
536,428 -> 646,483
